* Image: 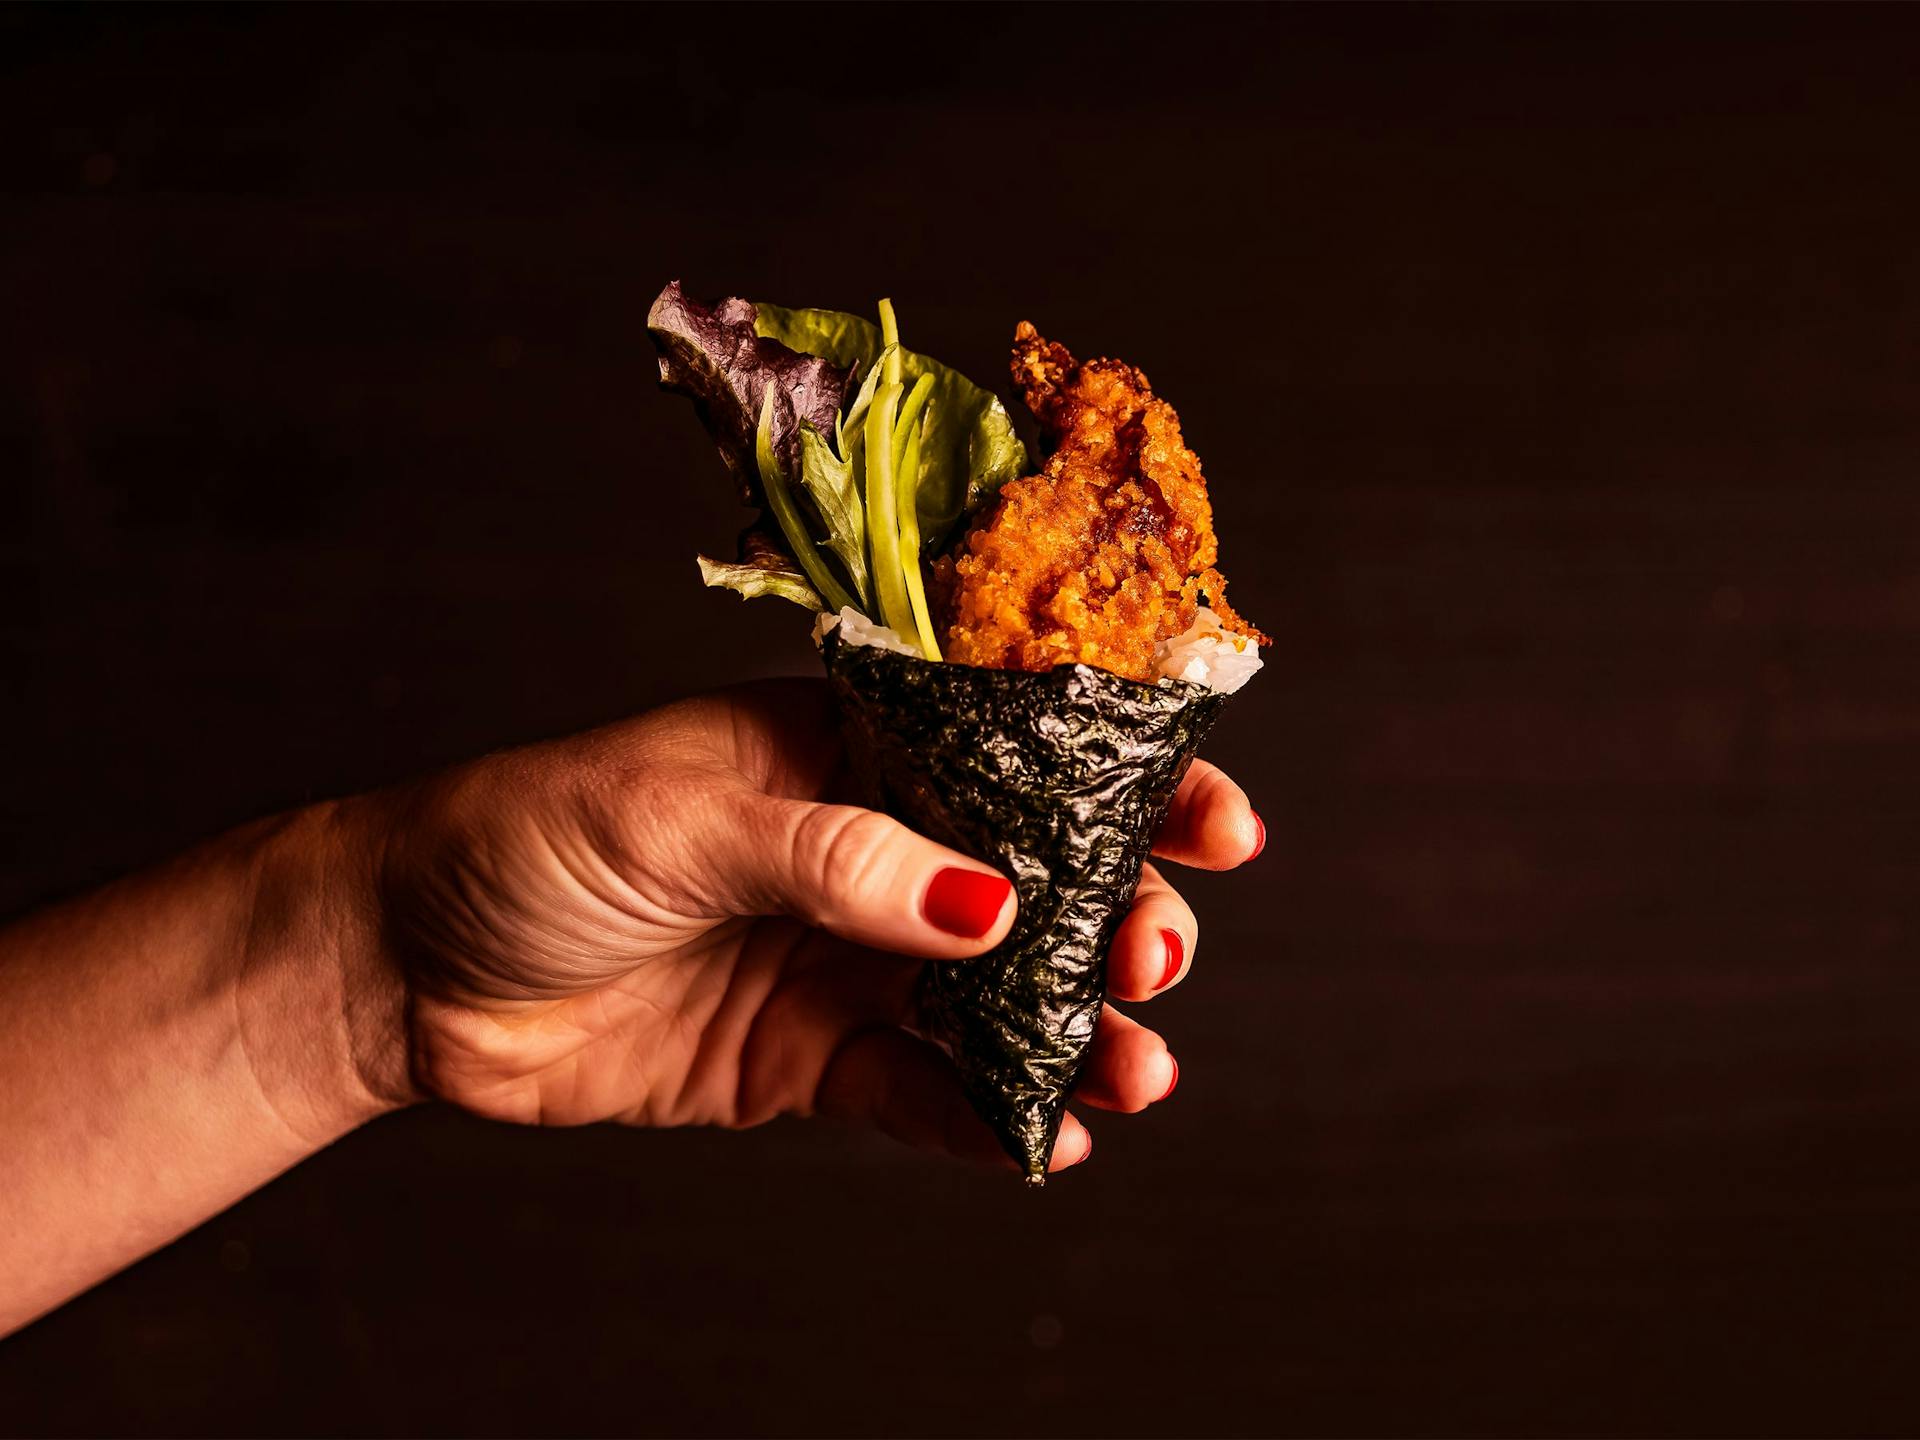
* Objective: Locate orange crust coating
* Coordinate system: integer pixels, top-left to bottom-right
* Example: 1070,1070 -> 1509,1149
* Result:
936,323 -> 1266,681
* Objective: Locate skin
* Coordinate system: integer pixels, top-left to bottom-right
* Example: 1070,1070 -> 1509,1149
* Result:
0,678 -> 1259,1337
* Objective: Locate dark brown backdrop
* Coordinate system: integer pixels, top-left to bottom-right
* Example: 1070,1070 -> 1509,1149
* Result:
5,5 -> 1920,1436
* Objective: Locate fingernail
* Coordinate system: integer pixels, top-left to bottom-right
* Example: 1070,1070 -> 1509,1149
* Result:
1155,928 -> 1184,991
924,867 -> 1013,938
1159,1056 -> 1180,1103
1249,810 -> 1266,862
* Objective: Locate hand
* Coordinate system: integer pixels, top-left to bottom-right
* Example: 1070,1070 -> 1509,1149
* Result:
0,675 -> 1262,1330
356,678 -> 1262,1175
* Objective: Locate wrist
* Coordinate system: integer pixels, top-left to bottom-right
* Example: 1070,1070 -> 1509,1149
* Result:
235,799 -> 418,1139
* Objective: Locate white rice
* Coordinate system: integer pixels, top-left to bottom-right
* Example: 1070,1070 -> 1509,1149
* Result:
1152,606 -> 1264,694
813,607 -> 922,658
818,604 -> 1262,695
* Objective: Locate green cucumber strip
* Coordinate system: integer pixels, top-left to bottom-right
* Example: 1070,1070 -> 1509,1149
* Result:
879,299 -> 903,386
892,373 -> 934,474
756,389 -> 858,615
862,378 -> 918,644
896,403 -> 941,660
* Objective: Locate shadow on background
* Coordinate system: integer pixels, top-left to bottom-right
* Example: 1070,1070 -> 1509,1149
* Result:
5,4 -> 1920,1435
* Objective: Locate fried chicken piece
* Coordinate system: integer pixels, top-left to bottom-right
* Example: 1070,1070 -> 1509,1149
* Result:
936,323 -> 1266,681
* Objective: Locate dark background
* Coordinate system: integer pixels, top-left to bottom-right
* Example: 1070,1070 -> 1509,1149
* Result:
6,4 -> 1920,1435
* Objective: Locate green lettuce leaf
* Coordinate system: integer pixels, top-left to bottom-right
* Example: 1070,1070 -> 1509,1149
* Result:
796,424 -> 869,608
696,526 -> 824,611
754,302 -> 1027,554
755,390 -> 859,614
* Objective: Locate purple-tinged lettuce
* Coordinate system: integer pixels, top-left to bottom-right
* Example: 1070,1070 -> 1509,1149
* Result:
647,282 -> 852,506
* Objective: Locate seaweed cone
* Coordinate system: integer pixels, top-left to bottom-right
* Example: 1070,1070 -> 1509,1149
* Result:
822,633 -> 1229,1184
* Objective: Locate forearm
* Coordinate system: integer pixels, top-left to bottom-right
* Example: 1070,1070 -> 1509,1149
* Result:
0,802 -> 410,1335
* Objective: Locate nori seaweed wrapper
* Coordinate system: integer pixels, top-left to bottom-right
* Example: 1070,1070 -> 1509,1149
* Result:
822,633 -> 1229,1184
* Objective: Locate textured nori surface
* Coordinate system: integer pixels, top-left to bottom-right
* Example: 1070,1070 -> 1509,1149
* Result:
823,635 -> 1229,1182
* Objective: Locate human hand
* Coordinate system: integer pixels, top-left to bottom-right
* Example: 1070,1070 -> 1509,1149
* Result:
355,678 -> 1262,1175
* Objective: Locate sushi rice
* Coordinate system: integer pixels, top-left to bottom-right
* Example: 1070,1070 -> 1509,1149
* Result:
816,605 -> 1262,695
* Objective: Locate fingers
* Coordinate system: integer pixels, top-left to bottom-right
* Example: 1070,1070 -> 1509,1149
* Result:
1108,864 -> 1197,1002
816,1027 -> 1092,1174
1153,759 -> 1264,871
718,794 -> 1017,960
1074,1005 -> 1179,1113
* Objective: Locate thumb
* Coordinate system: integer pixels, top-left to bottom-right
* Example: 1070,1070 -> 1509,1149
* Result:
712,793 -> 1016,959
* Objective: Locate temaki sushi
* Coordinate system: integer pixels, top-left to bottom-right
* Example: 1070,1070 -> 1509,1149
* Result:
648,283 -> 1266,1183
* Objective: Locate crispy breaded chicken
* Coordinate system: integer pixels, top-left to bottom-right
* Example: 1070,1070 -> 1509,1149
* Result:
936,323 -> 1265,681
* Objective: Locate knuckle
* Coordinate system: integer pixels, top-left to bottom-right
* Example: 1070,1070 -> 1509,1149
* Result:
792,805 -> 902,914
1190,773 -> 1231,825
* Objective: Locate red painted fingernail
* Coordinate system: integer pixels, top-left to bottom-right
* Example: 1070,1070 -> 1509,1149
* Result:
1249,810 -> 1266,862
923,867 -> 1012,938
1159,1056 -> 1180,1102
1155,928 -> 1184,991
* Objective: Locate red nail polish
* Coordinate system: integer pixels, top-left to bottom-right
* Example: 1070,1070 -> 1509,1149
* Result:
1249,810 -> 1266,862
1159,1056 -> 1180,1102
1155,928 -> 1184,991
924,867 -> 1012,938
